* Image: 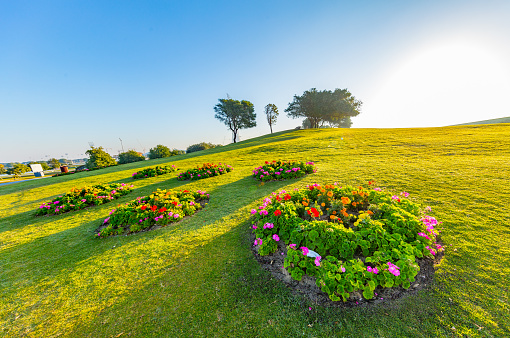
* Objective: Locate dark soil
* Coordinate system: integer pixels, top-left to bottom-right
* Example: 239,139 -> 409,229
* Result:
250,231 -> 444,308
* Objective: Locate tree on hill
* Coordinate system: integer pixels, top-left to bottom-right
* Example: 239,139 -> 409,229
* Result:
285,88 -> 362,128
264,103 -> 279,134
214,98 -> 256,143
7,163 -> 30,178
186,142 -> 221,154
148,145 -> 180,159
118,150 -> 146,164
0,164 -> 5,174
85,147 -> 117,169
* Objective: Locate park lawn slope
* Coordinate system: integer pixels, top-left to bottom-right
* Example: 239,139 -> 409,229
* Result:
0,125 -> 509,337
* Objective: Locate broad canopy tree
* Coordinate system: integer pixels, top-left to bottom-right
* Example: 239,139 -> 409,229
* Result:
285,88 -> 362,128
85,146 -> 117,169
214,98 -> 256,143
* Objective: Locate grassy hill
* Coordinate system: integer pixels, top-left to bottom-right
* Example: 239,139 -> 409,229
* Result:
452,116 -> 510,126
1,125 -> 509,337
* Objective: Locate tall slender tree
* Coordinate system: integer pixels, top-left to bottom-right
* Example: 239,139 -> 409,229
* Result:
264,104 -> 279,133
214,98 -> 256,143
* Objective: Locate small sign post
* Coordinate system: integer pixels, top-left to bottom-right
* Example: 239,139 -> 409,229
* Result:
30,164 -> 45,177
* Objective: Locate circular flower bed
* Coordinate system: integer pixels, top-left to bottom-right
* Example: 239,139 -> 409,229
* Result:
252,160 -> 316,182
249,182 -> 442,302
132,165 -> 178,179
96,189 -> 209,237
177,163 -> 232,181
36,183 -> 134,216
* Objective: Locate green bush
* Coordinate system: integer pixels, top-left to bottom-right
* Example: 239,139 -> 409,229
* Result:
148,145 -> 181,159
186,142 -> 221,154
85,147 -> 117,169
118,150 -> 145,164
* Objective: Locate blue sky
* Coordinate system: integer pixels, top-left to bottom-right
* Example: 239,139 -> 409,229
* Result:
1,0 -> 509,162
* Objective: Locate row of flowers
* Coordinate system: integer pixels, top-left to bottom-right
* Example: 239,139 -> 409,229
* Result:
252,160 -> 316,182
97,189 -> 209,237
177,163 -> 233,181
249,181 -> 442,302
36,183 -> 134,216
132,165 -> 178,179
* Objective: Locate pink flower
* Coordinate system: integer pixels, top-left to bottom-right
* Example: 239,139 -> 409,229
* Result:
254,238 -> 262,246
273,234 -> 280,241
400,191 -> 409,197
367,266 -> 372,272
174,214 -> 179,218
251,209 -> 256,214
300,247 -> 309,256
103,217 -> 110,224
252,225 -> 257,229
289,244 -> 296,250
341,265 -> 346,272
314,256 -> 321,267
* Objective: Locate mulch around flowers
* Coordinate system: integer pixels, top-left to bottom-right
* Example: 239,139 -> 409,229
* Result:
94,199 -> 209,237
249,230 -> 444,308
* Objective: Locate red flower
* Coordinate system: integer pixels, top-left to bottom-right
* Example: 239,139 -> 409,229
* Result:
159,207 -> 167,213
265,161 -> 269,164
309,186 -> 315,191
151,205 -> 158,211
183,190 -> 189,193
172,201 -> 178,206
284,194 -> 291,201
275,196 -> 282,202
274,210 -> 282,216
310,207 -> 320,218
141,205 -> 147,210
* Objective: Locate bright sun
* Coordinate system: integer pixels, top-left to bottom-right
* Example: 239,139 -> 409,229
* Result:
360,40 -> 510,127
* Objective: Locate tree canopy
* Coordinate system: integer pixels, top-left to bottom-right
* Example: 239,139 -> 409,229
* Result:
0,164 -> 6,175
85,147 -> 117,169
148,145 -> 179,159
7,163 -> 30,178
118,150 -> 146,164
285,88 -> 362,128
214,98 -> 256,143
48,158 -> 61,169
264,104 -> 279,134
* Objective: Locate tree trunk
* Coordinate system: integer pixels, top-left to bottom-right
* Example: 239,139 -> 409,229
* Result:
232,129 -> 237,143
270,123 -> 273,134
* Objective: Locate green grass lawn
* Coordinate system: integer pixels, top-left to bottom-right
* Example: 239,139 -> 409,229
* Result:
1,125 -> 509,337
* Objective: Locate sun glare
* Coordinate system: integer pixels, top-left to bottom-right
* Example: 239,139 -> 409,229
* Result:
360,40 -> 510,127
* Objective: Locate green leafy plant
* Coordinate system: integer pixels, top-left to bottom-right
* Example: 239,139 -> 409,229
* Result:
97,189 -> 209,237
250,182 -> 442,302
132,165 -> 178,179
177,163 -> 233,181
186,142 -> 221,154
252,160 -> 316,181
36,183 -> 134,216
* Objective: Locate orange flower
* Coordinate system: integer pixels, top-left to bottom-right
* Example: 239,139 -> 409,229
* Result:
327,191 -> 333,197
321,203 -> 325,207
352,202 -> 357,207
352,191 -> 357,195
330,215 -> 337,220
367,210 -> 374,215
341,197 -> 351,205
332,210 -> 337,215
302,201 -> 309,206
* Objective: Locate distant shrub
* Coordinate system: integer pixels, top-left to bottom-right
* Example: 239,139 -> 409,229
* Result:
148,145 -> 181,159
118,150 -> 145,164
186,142 -> 222,154
132,165 -> 178,179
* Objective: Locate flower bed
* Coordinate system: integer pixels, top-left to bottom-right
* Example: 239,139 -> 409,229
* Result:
249,182 -> 442,302
177,163 -> 232,181
96,189 -> 209,237
36,183 -> 134,216
252,160 -> 316,181
132,165 -> 178,179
